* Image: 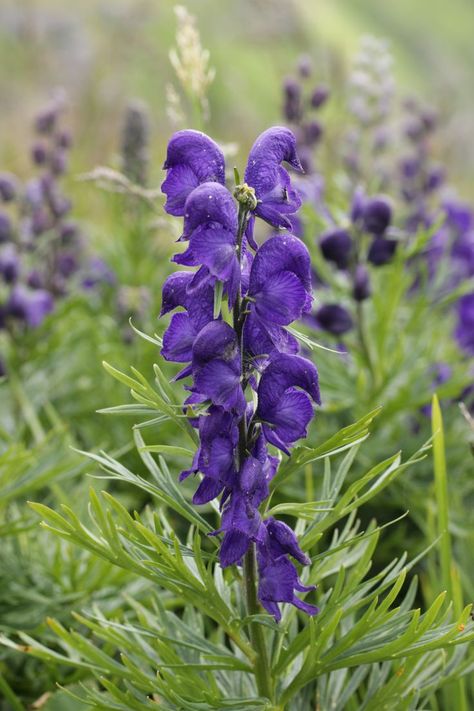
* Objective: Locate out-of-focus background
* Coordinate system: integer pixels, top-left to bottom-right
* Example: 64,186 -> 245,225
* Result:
1,0 -> 473,195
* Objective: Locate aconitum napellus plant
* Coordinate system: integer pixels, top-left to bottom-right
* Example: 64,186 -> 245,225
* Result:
160,126 -> 320,624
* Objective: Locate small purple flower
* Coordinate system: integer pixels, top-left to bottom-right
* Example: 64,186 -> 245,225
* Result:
0,244 -> 20,284
320,229 -> 353,270
161,130 -> 225,216
310,85 -> 329,109
0,173 -> 17,202
367,237 -> 398,266
352,264 -> 371,301
7,285 -> 54,328
161,271 -> 214,366
256,353 -> 320,453
362,196 -> 392,236
244,127 -> 303,230
283,77 -> 303,122
192,321 -> 246,415
173,182 -> 240,306
314,303 -> 353,336
31,143 -> 48,166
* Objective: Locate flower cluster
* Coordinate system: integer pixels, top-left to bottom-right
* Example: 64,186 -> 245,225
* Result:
160,127 -> 320,620
0,96 -> 113,373
313,190 -> 396,336
282,54 -> 329,175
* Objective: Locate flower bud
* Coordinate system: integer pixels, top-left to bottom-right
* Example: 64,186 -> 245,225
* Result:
352,264 -> 371,301
320,228 -> 353,270
0,244 -> 20,284
297,54 -> 312,78
310,85 -> 329,109
303,120 -> 322,146
0,173 -> 17,202
31,142 -> 48,166
367,237 -> 397,266
315,303 -> 353,335
50,150 -> 67,176
362,196 -> 392,235
283,77 -> 302,122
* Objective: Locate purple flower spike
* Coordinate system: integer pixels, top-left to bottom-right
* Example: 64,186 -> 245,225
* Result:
161,130 -> 226,216
160,125 -> 319,622
245,127 -> 303,230
320,229 -> 353,270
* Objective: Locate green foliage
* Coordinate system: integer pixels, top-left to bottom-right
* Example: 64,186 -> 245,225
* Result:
1,387 -> 472,709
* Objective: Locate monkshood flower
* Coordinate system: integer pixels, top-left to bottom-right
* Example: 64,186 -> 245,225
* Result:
160,126 -> 320,620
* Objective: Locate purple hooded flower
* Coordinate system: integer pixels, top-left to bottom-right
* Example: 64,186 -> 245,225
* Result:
173,183 -> 240,306
352,264 -> 371,301
247,234 -> 313,325
362,196 -> 392,236
310,85 -> 329,109
320,229 -> 353,270
244,127 -> 303,230
7,285 -> 54,328
161,271 -> 214,366
314,304 -> 353,336
161,130 -> 225,216
256,353 -> 320,453
192,321 -> 245,415
367,237 -> 398,266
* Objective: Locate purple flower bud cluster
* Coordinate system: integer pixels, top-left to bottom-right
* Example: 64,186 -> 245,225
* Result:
313,191 -> 396,336
282,55 -> 329,175
160,127 -> 320,621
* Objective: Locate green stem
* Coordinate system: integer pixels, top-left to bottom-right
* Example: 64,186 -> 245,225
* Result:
355,300 -> 377,388
244,544 -> 274,701
0,672 -> 26,711
232,201 -> 274,701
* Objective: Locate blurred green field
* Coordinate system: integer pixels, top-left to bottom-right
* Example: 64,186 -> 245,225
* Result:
1,0 -> 474,194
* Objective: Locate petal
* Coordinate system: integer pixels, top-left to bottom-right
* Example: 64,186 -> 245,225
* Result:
258,353 -> 321,408
161,131 -> 226,216
161,164 -> 199,216
160,271 -> 193,316
194,360 -> 245,414
264,518 -> 311,565
162,312 -> 195,362
192,476 -> 224,505
249,234 -> 312,295
245,127 -> 303,186
182,182 -> 238,236
220,530 -> 250,567
192,320 -> 240,368
262,389 -> 313,451
254,270 -> 308,325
